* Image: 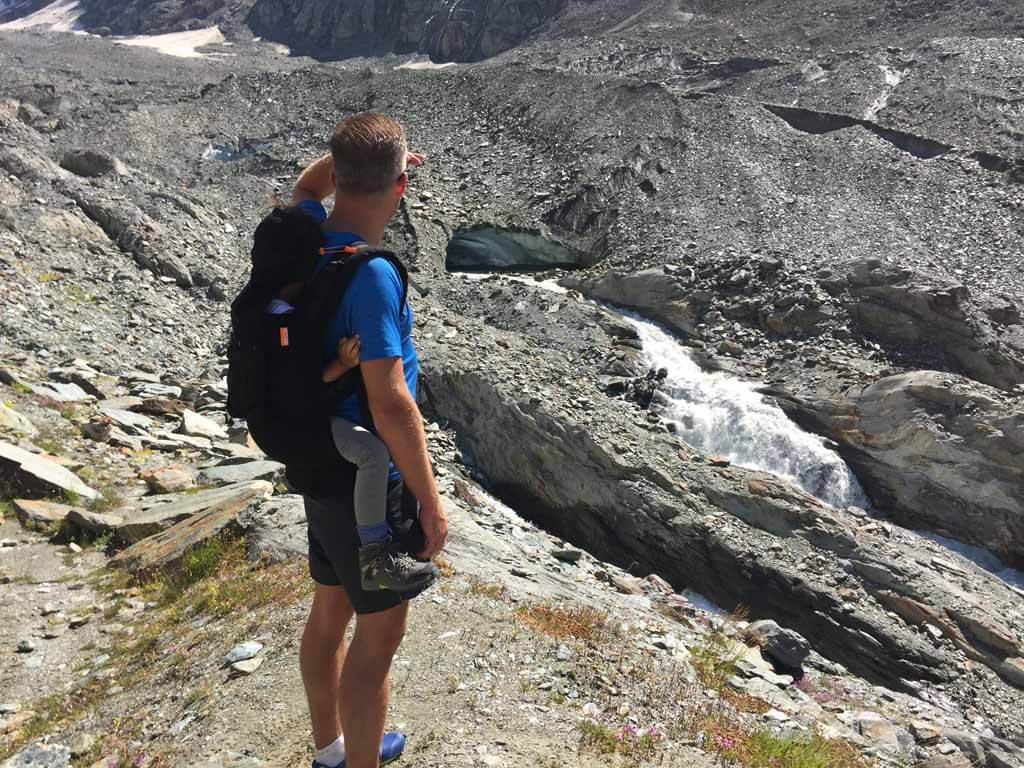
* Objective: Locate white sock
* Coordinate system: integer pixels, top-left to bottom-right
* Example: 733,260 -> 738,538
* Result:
314,736 -> 345,767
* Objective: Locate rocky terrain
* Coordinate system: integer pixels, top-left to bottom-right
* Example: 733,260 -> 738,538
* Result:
1,0 -> 1023,766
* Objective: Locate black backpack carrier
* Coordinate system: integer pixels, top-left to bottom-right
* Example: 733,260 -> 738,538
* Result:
226,206 -> 409,496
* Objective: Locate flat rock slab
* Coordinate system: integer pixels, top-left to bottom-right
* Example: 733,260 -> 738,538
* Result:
110,481 -> 272,573
97,407 -> 153,433
0,441 -> 99,502
211,442 -> 265,461
11,499 -> 80,527
101,396 -> 143,411
198,460 -> 284,487
132,383 -> 182,399
179,410 -> 227,440
29,382 -> 92,403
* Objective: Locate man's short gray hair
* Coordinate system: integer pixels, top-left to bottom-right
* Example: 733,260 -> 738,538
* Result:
330,113 -> 408,195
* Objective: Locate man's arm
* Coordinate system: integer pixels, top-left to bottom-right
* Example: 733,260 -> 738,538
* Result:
291,153 -> 334,205
362,357 -> 448,558
292,151 -> 427,205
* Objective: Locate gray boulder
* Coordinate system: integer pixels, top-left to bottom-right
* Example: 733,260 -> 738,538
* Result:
180,410 -> 227,440
0,403 -> 37,437
238,495 -> 307,564
59,148 -> 126,178
741,619 -> 811,672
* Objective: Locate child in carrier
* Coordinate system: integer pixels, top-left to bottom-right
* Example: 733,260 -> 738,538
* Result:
256,207 -> 436,594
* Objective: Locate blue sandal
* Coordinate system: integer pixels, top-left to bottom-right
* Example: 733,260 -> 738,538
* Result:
312,731 -> 406,768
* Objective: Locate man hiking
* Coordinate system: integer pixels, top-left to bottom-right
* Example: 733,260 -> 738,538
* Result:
291,113 -> 449,768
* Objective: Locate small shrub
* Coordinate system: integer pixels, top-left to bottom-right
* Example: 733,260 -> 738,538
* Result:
515,602 -> 606,643
579,720 -> 619,755
0,679 -> 110,761
34,435 -> 63,455
91,486 -> 126,513
183,680 -> 213,709
434,557 -> 457,578
698,713 -> 872,768
691,631 -> 743,692
158,536 -> 230,603
579,720 -> 665,764
467,576 -> 506,599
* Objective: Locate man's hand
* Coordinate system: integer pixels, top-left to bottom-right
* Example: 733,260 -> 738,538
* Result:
418,500 -> 448,560
406,151 -> 426,167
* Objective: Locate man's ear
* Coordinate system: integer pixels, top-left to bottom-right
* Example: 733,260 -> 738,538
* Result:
395,172 -> 408,197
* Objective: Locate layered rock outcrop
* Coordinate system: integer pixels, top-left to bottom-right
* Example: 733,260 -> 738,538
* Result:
824,258 -> 1024,391
774,371 -> 1024,568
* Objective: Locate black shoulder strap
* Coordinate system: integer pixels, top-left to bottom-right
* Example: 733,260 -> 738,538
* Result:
302,245 -> 410,335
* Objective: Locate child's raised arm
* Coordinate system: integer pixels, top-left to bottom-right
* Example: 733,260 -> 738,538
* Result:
322,336 -> 361,384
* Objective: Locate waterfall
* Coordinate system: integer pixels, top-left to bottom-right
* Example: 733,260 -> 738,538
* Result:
626,314 -> 871,510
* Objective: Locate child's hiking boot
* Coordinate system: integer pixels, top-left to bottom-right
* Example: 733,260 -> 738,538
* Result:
359,537 -> 437,593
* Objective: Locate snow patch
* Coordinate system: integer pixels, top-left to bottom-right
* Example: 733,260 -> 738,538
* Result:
0,0 -> 82,32
116,27 -> 226,59
395,60 -> 457,71
864,65 -> 905,121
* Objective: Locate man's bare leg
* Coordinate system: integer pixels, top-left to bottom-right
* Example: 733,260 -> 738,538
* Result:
339,601 -> 410,768
301,584 -> 356,750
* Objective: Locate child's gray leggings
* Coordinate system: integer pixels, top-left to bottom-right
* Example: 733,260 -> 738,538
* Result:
331,417 -> 390,532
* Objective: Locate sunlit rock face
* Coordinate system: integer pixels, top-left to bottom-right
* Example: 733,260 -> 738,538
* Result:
247,0 -> 567,63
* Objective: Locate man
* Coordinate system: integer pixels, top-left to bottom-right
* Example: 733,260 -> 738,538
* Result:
291,113 -> 449,768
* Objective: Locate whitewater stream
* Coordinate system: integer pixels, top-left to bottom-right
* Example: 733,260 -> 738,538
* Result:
626,313 -> 870,510
485,273 -> 870,510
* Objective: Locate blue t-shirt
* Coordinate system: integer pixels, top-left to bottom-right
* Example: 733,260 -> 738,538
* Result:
297,200 -> 419,432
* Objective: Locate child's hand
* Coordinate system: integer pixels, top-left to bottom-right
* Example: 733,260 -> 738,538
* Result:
338,336 -> 361,368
